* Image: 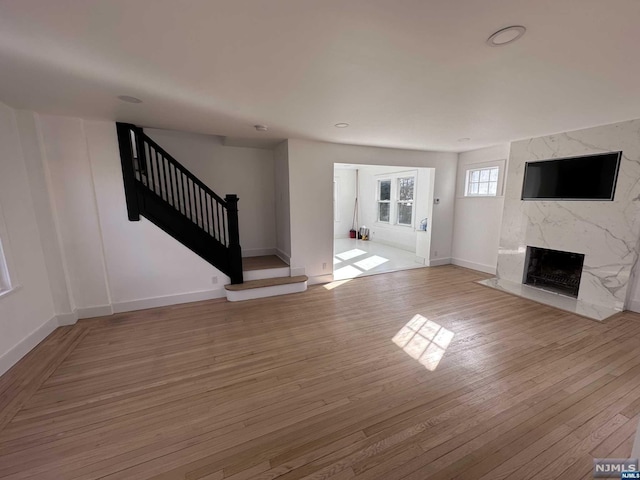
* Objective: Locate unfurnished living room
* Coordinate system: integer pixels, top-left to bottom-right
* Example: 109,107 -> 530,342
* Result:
2,1 -> 640,479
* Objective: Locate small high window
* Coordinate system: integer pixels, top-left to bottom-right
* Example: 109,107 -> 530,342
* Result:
465,166 -> 499,197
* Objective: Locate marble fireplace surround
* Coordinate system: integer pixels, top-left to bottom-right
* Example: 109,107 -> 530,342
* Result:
480,119 -> 640,321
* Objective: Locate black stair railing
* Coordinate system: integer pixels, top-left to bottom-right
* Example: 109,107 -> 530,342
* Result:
116,123 -> 243,284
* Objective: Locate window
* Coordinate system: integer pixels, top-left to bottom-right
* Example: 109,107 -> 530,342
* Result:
333,178 -> 339,222
377,179 -> 391,223
0,204 -> 14,295
465,166 -> 499,197
375,172 -> 417,227
0,238 -> 11,294
397,177 -> 414,225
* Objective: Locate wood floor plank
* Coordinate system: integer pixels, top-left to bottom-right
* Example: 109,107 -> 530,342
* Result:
0,266 -> 639,479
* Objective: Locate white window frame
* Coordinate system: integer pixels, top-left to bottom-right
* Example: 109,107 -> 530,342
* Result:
396,176 -> 415,226
465,166 -> 500,197
0,203 -> 15,297
0,239 -> 11,295
375,171 -> 417,228
333,177 -> 340,222
377,178 -> 391,223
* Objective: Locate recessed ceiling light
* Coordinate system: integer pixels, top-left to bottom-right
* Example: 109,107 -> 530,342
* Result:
334,123 -> 350,128
457,137 -> 471,142
254,125 -> 268,132
117,95 -> 143,104
486,25 -> 526,47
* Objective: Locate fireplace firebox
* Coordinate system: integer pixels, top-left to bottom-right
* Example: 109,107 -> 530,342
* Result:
523,247 -> 585,298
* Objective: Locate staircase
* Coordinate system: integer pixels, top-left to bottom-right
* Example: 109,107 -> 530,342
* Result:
116,123 -> 307,301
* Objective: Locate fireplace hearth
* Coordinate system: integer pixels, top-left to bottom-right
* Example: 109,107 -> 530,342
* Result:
523,247 -> 585,298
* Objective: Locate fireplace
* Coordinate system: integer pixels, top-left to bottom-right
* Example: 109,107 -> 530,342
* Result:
523,247 -> 585,298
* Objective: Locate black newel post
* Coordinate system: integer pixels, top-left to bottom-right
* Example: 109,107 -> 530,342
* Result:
116,122 -> 141,221
225,194 -> 243,284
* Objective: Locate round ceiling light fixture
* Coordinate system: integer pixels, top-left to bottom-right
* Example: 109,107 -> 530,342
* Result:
486,25 -> 526,47
334,123 -> 350,128
254,125 -> 268,132
117,95 -> 143,104
457,137 -> 471,142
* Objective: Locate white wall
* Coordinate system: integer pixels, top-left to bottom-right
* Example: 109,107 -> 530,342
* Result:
0,102 -> 58,375
274,141 -> 291,262
287,139 -> 457,282
144,128 -> 276,257
14,111 -> 73,319
415,168 -> 435,264
333,168 -> 357,238
451,145 -> 510,274
38,115 -> 113,316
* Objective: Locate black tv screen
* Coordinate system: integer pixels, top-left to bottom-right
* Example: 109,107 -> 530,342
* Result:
521,152 -> 621,201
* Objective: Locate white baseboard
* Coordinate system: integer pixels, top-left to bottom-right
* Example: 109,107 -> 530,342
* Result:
626,298 -> 640,313
242,248 -> 277,258
76,305 -> 114,319
0,316 -> 59,376
56,312 -> 79,326
276,249 -> 291,265
112,288 -> 225,313
225,281 -> 307,302
451,258 -> 496,274
308,274 -> 334,285
429,257 -> 452,267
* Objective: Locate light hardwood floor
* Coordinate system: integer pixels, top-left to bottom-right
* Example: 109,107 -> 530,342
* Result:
1,265 -> 639,479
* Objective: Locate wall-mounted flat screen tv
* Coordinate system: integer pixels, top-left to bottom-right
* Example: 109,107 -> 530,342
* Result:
521,151 -> 621,201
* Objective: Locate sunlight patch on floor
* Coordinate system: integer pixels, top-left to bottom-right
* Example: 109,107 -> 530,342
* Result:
323,279 -> 353,290
333,265 -> 363,280
354,255 -> 389,271
392,314 -> 454,371
336,249 -> 367,261
331,239 -> 425,289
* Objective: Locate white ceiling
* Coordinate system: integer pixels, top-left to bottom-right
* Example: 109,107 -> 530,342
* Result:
0,0 -> 639,152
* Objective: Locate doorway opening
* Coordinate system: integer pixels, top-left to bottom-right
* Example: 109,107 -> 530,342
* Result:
333,163 -> 435,280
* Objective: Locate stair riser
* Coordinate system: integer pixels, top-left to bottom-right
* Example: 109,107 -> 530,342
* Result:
226,281 -> 307,302
243,267 -> 290,281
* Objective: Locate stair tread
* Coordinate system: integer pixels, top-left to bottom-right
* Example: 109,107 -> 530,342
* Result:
225,275 -> 308,291
242,255 -> 289,271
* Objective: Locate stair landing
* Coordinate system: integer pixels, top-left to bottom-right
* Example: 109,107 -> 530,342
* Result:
242,255 -> 290,282
242,255 -> 288,271
227,256 -> 305,302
